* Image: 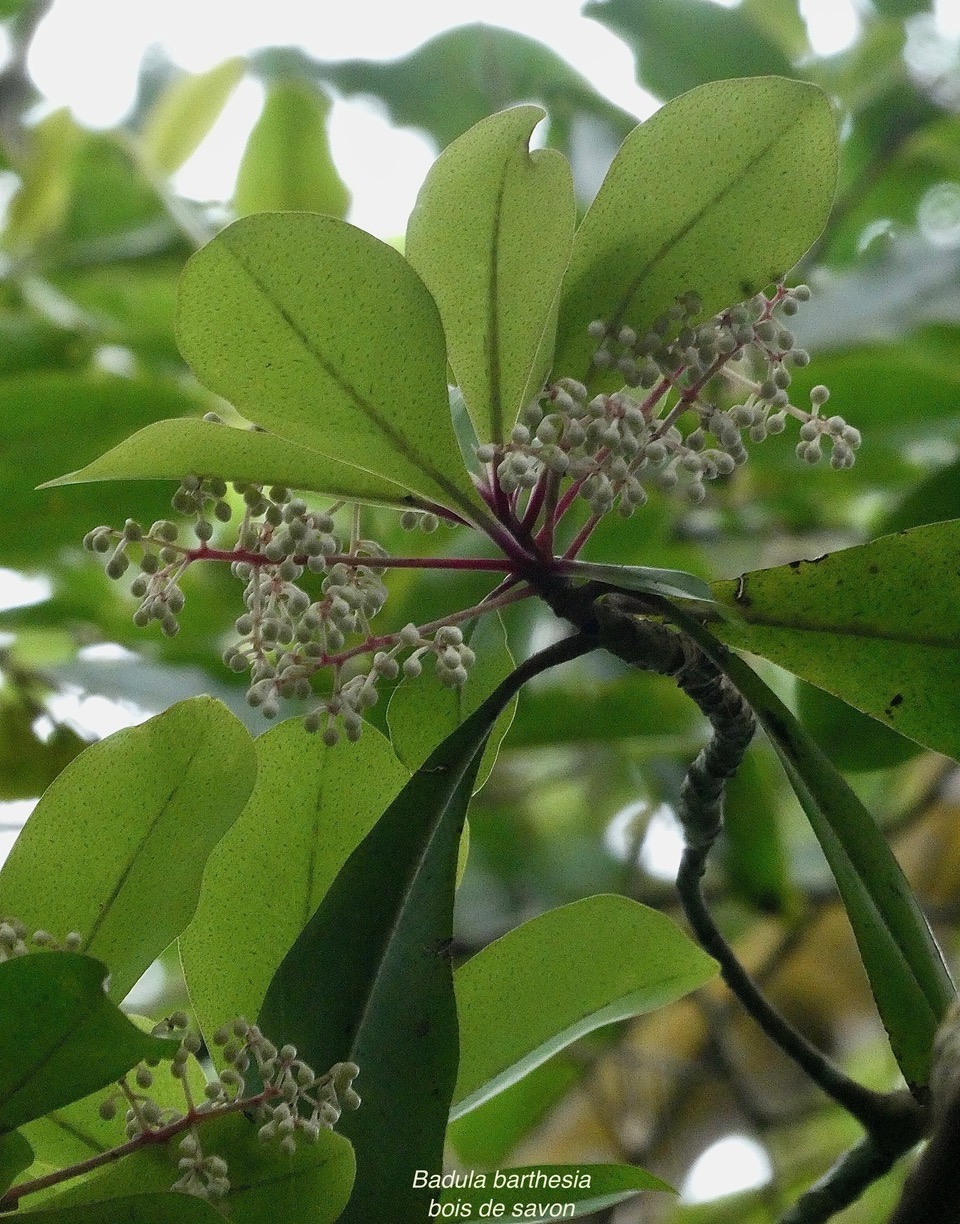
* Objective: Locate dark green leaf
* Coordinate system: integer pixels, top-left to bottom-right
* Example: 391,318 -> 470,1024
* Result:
304,25 -> 637,155
452,894 -> 717,1117
585,0 -> 793,99
406,105 -> 574,443
234,81 -> 349,218
721,743 -> 793,913
256,658 -> 553,1222
664,606 -> 954,1086
180,719 -> 408,1048
711,522 -> 960,762
438,1162 -> 673,1217
0,954 -> 171,1133
0,698 -> 255,1000
10,1194 -> 221,1222
0,1129 -> 32,1195
176,213 -> 489,521
793,679 -> 922,773
554,78 -> 837,390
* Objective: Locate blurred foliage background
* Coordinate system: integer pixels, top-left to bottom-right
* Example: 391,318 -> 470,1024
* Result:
2,0 -> 960,1218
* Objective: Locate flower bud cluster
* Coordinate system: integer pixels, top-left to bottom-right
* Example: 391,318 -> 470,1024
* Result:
96,1013 -> 359,1202
480,283 -> 858,514
212,1018 -> 360,1156
0,918 -> 82,961
85,480 -> 478,739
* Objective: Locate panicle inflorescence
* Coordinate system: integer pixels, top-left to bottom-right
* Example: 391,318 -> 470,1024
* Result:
479,283 -> 858,517
85,479 -> 478,742
95,1012 -> 360,1203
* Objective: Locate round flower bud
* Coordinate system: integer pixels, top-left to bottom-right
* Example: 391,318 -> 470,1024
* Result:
136,1065 -> 153,1089
322,726 -> 339,748
809,385 -> 830,406
587,320 -> 607,339
280,1135 -> 297,1156
98,1097 -> 117,1121
105,553 -> 129,580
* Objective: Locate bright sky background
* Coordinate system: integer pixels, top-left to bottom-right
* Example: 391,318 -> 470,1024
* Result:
24,0 -> 869,238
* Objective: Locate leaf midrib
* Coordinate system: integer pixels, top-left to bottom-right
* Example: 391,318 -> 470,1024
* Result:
221,237 -> 479,520
608,97 -> 816,332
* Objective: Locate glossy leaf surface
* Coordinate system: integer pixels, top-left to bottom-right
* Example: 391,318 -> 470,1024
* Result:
439,1162 -> 673,1217
176,213 -> 486,520
554,77 -> 837,388
0,1129 -> 32,1195
712,521 -> 960,762
44,417 -> 423,510
407,105 -> 574,442
452,894 -> 717,1117
234,81 -> 349,218
667,606 -> 955,1086
0,955 -> 171,1133
257,661 -> 545,1222
0,698 -> 255,1000
180,720 -> 408,1047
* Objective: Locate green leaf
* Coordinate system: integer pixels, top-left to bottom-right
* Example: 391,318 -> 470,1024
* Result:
6,109 -> 83,247
721,743 -> 792,913
12,371 -> 211,563
793,679 -> 921,774
711,522 -> 960,763
662,605 -> 955,1086
39,1114 -> 354,1224
564,561 -> 715,602
452,894 -> 717,1117
42,417 -> 427,511
17,1012 -> 209,1208
387,613 -> 516,792
0,1129 -> 33,1195
180,719 -> 408,1048
585,0 -> 793,99
176,213 -> 488,521
0,954 -> 171,1133
0,698 -> 255,1001
256,661 -> 542,1222
554,77 -> 837,388
12,1194 -> 222,1222
406,105 -> 574,443
438,1162 -> 673,1218
139,58 -> 245,176
305,25 -> 637,155
234,81 -> 349,218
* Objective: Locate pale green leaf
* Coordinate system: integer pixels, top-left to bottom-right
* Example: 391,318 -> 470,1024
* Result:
176,213 -> 489,521
234,81 -> 349,217
452,894 -> 717,1117
406,105 -> 575,442
554,77 -> 837,387
139,59 -> 245,176
180,719 -> 408,1047
41,416 -> 427,511
0,698 -> 255,1000
6,109 -> 82,247
711,521 -> 960,762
